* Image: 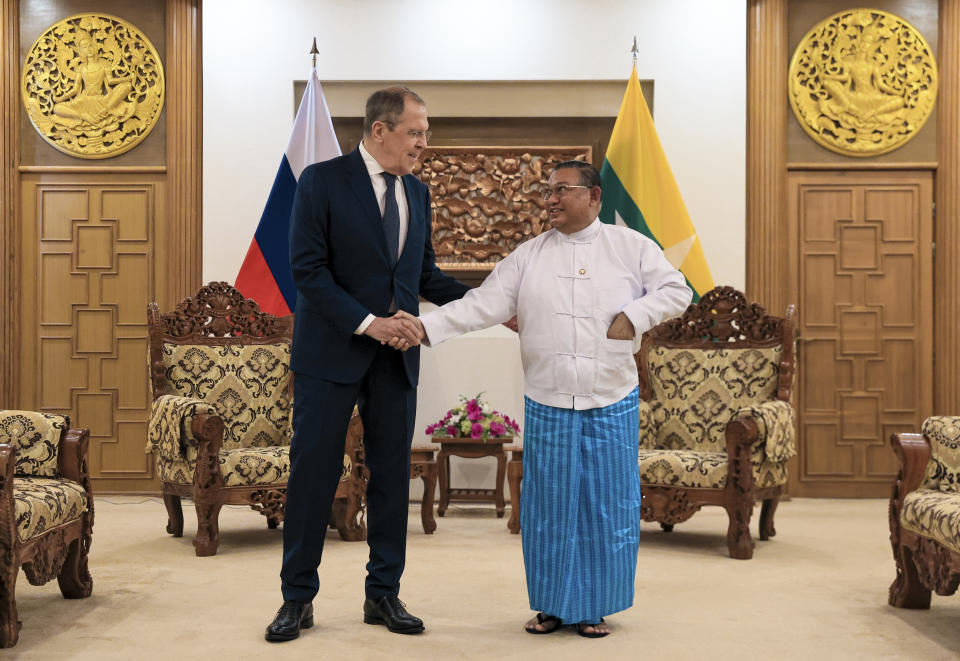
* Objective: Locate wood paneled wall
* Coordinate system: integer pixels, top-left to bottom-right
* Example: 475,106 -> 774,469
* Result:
936,0 -> 960,414
2,0 -> 202,492
748,0 -> 960,496
746,0 -> 788,315
0,0 -> 19,407
165,0 -> 202,306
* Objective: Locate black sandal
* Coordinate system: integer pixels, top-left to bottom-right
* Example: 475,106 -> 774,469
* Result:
576,618 -> 609,638
525,613 -> 562,634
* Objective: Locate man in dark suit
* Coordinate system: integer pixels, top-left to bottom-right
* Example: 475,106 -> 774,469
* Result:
265,87 -> 469,642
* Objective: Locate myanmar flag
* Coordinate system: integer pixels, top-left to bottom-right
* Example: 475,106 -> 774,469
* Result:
599,67 -> 713,301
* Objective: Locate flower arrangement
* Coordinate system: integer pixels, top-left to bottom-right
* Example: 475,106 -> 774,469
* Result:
425,393 -> 520,441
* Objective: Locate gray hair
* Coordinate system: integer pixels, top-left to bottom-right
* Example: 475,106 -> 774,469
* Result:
363,86 -> 425,136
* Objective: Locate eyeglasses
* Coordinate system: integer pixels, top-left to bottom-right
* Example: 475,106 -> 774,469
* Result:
406,129 -> 432,141
541,184 -> 591,201
380,120 -> 432,142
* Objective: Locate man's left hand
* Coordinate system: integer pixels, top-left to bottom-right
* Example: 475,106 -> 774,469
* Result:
606,312 -> 635,340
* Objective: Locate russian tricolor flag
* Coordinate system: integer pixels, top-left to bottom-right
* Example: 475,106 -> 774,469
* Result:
235,69 -> 341,315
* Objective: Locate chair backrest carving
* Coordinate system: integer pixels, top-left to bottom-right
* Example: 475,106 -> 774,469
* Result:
637,286 -> 796,452
148,282 -> 295,450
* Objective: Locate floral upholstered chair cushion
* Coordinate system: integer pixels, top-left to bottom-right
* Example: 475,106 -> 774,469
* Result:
147,394 -> 352,487
0,410 -> 67,478
638,449 -> 728,488
160,343 -> 293,450
899,416 -> 960,554
899,490 -> 960,555
12,476 -> 88,542
644,346 -> 782,453
638,348 -> 795,489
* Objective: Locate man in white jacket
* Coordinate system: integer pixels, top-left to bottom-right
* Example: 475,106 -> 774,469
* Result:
405,161 -> 691,637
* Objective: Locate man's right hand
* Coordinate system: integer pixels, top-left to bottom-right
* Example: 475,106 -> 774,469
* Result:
382,310 -> 426,351
364,314 -> 423,350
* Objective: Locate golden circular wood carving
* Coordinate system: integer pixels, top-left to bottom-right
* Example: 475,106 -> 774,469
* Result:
21,14 -> 165,159
788,9 -> 937,157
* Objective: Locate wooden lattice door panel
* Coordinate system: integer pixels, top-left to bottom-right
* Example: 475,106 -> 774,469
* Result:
788,170 -> 933,497
20,174 -> 167,491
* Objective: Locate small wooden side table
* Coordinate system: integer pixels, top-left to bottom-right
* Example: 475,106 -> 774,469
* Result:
410,446 -> 437,533
506,446 -> 523,534
433,436 -> 509,518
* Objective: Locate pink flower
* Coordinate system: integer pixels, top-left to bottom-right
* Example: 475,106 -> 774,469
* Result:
468,408 -> 482,421
471,423 -> 483,439
490,421 -> 506,436
425,424 -> 436,435
446,425 -> 457,437
466,399 -> 480,413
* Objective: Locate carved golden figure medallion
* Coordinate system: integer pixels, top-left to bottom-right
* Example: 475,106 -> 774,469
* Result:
413,147 -> 591,269
788,9 -> 937,157
21,14 -> 165,159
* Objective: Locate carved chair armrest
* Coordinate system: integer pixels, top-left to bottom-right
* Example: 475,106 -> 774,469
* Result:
734,400 -> 796,463
57,428 -> 90,484
147,395 -> 221,463
0,445 -> 14,548
890,432 -> 931,498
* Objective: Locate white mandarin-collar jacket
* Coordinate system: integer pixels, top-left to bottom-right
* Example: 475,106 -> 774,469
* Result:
420,218 -> 693,410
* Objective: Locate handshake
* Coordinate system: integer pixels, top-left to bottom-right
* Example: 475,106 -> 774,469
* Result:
363,311 -> 522,351
363,310 -> 425,352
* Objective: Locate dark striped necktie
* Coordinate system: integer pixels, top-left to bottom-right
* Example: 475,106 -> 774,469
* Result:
380,172 -> 400,265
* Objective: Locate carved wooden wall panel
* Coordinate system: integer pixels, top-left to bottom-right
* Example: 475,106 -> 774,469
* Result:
20,174 -> 164,491
788,170 -> 933,497
414,146 -> 591,270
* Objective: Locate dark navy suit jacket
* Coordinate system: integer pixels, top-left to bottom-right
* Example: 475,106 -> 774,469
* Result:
289,147 -> 468,386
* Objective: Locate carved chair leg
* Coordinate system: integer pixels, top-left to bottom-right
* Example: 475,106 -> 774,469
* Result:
889,542 -> 932,608
331,495 -> 366,542
724,498 -> 755,559
0,567 -> 20,648
163,493 -> 184,537
420,467 -> 437,534
759,496 -> 779,541
339,491 -> 366,542
266,516 -> 280,530
193,501 -> 222,557
659,523 -> 674,532
57,526 -> 93,599
506,459 -> 522,534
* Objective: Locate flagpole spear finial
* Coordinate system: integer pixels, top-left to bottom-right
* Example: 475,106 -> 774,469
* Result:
631,36 -> 638,65
310,37 -> 319,71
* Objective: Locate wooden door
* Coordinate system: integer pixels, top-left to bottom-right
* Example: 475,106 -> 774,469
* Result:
788,170 -> 933,497
20,173 -> 168,491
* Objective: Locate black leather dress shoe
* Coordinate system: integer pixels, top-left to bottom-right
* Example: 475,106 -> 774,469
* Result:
265,600 -> 314,642
363,595 -> 425,634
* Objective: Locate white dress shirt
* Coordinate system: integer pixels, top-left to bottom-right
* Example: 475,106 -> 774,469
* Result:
419,218 -> 693,410
355,140 -> 410,334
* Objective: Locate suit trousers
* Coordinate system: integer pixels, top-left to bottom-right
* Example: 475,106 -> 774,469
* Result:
280,344 -> 416,603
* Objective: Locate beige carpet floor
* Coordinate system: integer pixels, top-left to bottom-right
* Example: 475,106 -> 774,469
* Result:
8,497 -> 960,660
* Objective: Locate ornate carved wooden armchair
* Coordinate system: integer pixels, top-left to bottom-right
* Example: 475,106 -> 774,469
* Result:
146,282 -> 367,556
636,286 -> 796,559
0,411 -> 93,648
889,417 -> 960,608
